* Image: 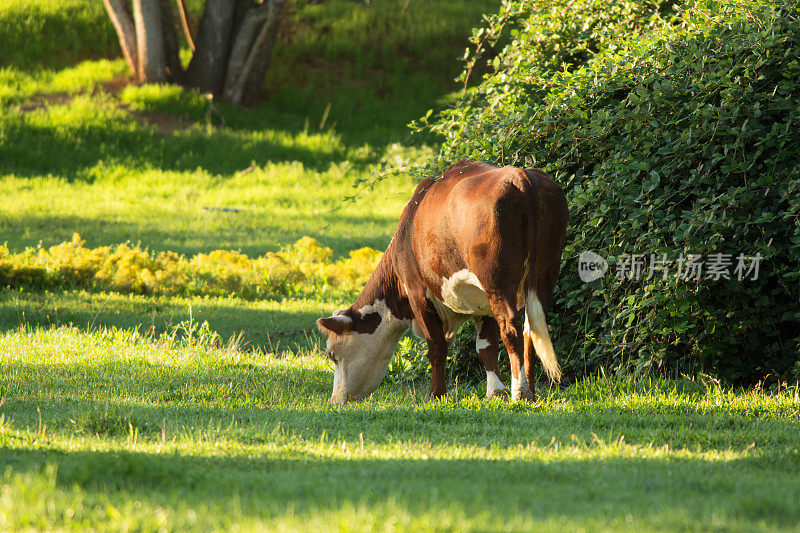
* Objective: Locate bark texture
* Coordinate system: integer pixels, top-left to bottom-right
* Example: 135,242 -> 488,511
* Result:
183,0 -> 240,94
133,0 -> 166,81
103,0 -> 139,79
176,0 -> 197,51
223,1 -> 283,104
103,0 -> 286,104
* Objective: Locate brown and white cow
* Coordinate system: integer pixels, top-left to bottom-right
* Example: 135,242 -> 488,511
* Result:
317,161 -> 568,403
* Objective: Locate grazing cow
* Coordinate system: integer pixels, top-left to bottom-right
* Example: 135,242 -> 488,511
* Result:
317,161 -> 568,403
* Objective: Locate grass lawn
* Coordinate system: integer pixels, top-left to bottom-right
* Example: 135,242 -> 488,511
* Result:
2,0 -> 800,530
0,289 -> 335,352
0,58 -> 417,257
0,325 -> 799,530
0,0 -> 494,257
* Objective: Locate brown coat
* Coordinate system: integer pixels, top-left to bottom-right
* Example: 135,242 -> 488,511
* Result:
318,161 -> 568,403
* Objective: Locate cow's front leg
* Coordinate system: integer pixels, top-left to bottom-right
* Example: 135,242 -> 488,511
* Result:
474,317 -> 508,399
425,335 -> 448,399
410,297 -> 448,399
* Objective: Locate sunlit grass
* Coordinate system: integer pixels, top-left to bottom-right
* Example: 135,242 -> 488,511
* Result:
2,1 -> 798,530
0,82 -> 417,256
0,288 -> 339,352
0,0 -> 491,257
0,325 -> 799,530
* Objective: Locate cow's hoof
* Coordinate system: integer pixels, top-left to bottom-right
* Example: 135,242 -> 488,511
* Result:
489,388 -> 509,400
512,390 -> 535,402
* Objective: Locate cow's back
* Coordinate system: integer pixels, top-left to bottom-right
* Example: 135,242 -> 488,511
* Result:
408,162 -> 532,309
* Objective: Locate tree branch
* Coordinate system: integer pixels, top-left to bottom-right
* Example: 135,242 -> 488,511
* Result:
175,0 -> 197,51
103,0 -> 138,78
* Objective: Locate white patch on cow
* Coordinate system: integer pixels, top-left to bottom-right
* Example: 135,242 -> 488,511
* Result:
475,337 -> 490,352
486,371 -> 507,398
425,288 -> 470,344
410,319 -> 424,340
325,299 -> 410,403
439,269 -> 492,315
331,360 -> 345,401
474,317 -> 485,349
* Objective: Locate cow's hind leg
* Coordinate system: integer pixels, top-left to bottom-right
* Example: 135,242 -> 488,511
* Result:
487,295 -> 534,401
474,317 -> 508,399
467,184 -> 532,400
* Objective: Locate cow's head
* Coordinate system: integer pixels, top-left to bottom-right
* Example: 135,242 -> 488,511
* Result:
316,300 -> 407,404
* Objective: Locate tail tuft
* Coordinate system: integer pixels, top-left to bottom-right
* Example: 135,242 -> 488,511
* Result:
524,290 -> 562,383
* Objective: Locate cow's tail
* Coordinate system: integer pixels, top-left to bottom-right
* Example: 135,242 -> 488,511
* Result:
518,168 -> 568,384
524,289 -> 561,383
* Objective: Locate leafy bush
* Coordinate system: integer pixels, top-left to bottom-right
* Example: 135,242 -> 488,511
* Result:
418,0 -> 800,384
0,234 -> 381,301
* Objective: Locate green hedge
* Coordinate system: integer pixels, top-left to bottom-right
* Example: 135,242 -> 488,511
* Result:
417,0 -> 800,384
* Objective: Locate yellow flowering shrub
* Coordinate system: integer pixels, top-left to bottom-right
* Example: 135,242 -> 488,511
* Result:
323,247 -> 383,286
95,243 -> 161,293
0,234 -> 383,300
154,251 -> 191,293
283,236 -> 333,264
41,233 -> 109,285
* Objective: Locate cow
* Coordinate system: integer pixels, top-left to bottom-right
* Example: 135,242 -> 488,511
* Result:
317,161 -> 568,403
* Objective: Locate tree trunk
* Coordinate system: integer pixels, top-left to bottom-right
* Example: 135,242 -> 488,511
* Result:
239,4 -> 283,105
183,0 -> 240,94
133,0 -> 167,81
104,0 -> 288,104
103,0 -> 139,80
160,0 -> 182,81
222,1 -> 283,105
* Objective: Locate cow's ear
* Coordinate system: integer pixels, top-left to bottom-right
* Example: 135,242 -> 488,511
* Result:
317,315 -> 353,335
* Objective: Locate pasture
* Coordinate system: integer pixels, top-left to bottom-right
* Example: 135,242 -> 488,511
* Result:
1,0 -> 799,530
1,327 -> 799,530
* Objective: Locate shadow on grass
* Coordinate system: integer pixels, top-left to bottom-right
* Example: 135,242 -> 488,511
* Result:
0,209 -> 398,258
4,367 -> 800,453
0,290 -> 335,353
2,339 -> 800,527
1,119 -> 362,180
1,430 -> 799,528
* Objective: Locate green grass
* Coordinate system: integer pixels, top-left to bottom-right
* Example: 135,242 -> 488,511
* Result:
0,325 -> 799,530
0,0 -> 116,70
0,289 -> 336,352
0,0 -> 494,257
3,1 -> 799,530
0,64 -> 417,257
